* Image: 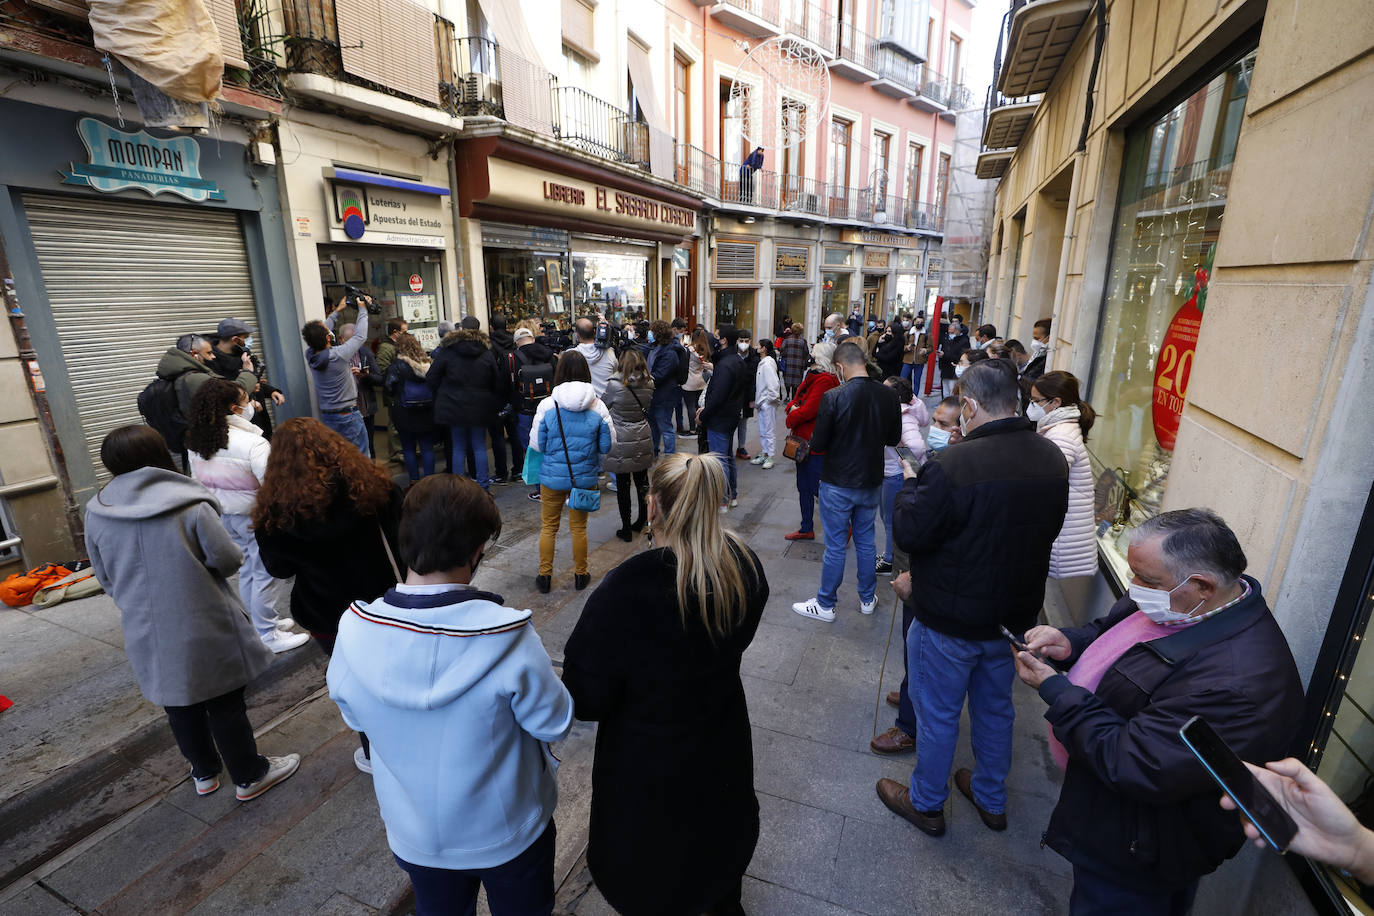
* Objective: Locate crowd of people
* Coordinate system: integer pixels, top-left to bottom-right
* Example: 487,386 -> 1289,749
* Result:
106,298 -> 1330,915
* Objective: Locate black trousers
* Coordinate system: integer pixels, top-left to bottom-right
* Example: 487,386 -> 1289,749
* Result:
312,632 -> 371,758
396,820 -> 556,916
164,686 -> 268,787
615,470 -> 649,530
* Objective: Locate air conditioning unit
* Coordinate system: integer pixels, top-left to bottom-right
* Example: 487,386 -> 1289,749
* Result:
462,74 -> 502,107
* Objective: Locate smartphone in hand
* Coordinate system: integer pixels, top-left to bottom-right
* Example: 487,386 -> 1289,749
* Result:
1001,626 -> 1065,671
1179,715 -> 1298,854
895,446 -> 919,466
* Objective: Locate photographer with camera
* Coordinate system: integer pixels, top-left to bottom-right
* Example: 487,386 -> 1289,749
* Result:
299,294 -> 373,455
573,315 -> 617,399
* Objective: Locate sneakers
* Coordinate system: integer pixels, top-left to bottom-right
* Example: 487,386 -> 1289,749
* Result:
735,448 -> 751,460
954,768 -> 1008,831
191,769 -> 220,796
235,754 -> 300,801
482,476 -> 503,488
875,559 -> 894,575
761,457 -> 774,469
784,530 -> 815,541
720,501 -> 729,513
262,629 -> 310,654
274,617 -> 296,631
792,598 -> 836,622
876,777 -> 945,836
730,498 -> 739,508
528,491 -> 542,501
860,597 -> 877,615
354,746 -> 373,775
750,454 -> 766,466
607,476 -> 618,491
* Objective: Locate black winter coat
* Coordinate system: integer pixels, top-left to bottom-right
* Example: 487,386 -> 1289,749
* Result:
893,417 -> 1068,641
426,329 -> 509,427
698,350 -> 747,433
563,545 -> 769,916
810,377 -> 901,489
874,330 -> 905,376
255,486 -> 404,635
383,359 -> 437,434
736,348 -> 760,418
938,330 -> 970,378
1038,579 -> 1303,890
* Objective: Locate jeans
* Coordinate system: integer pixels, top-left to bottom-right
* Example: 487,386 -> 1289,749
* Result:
1069,866 -> 1198,916
907,619 -> 1015,814
706,428 -> 737,499
539,485 -> 588,576
879,473 -> 903,563
517,413 -> 537,488
816,482 -> 880,609
795,453 -> 824,533
396,820 -> 556,916
164,687 -> 268,787
649,398 -> 677,455
223,513 -> 283,637
756,402 -> 777,456
895,601 -> 917,737
397,429 -> 436,481
450,425 -> 488,485
321,407 -> 370,455
615,470 -> 648,529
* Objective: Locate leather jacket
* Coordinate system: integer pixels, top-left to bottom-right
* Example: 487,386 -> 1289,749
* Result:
808,377 -> 901,488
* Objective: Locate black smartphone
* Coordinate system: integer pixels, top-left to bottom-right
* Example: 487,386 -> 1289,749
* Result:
895,446 -> 919,466
1179,715 -> 1298,854
1000,625 -> 1065,671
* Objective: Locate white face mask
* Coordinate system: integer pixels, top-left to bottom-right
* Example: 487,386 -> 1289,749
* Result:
1129,574 -> 1205,624
954,364 -> 968,378
738,341 -> 750,352
238,400 -> 255,422
958,397 -> 977,436
926,426 -> 952,452
1026,401 -> 1047,423
1031,339 -> 1048,356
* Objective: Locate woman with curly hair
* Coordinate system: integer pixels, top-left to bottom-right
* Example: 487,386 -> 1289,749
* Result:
254,417 -> 405,773
185,379 -> 308,654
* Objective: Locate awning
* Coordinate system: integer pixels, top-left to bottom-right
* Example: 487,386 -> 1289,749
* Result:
324,167 -> 450,196
626,38 -> 673,182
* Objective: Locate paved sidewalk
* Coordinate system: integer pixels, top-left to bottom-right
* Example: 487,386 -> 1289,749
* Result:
2,415 -> 1078,915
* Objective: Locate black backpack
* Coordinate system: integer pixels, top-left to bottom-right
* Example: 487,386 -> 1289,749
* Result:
137,377 -> 187,451
673,342 -> 690,386
514,350 -> 554,414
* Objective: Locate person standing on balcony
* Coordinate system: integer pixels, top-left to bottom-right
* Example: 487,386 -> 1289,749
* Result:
740,147 -> 764,203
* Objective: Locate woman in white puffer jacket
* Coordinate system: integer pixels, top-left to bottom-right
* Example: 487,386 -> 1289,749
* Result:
185,378 -> 307,654
1028,371 -> 1097,617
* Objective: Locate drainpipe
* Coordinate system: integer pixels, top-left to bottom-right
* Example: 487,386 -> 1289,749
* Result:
1045,154 -> 1083,371
447,137 -> 470,321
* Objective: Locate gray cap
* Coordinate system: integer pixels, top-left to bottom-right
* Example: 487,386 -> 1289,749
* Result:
217,317 -> 254,338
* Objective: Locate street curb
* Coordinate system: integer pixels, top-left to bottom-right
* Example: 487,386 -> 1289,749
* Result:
0,645 -> 327,892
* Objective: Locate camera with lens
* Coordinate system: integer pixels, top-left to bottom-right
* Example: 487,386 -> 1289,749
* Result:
345,284 -> 382,316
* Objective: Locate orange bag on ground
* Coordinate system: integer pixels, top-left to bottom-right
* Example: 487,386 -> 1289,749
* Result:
0,564 -> 73,608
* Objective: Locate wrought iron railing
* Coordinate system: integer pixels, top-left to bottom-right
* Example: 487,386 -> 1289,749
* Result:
553,86 -> 649,168
449,37 -> 503,117
874,46 -> 922,92
718,0 -> 781,26
834,21 -> 877,72
785,0 -> 835,51
674,144 -> 721,199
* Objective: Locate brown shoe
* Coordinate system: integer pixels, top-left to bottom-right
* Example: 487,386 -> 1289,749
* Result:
954,767 -> 1007,831
876,778 -> 945,836
886,690 -> 901,708
870,727 -> 915,754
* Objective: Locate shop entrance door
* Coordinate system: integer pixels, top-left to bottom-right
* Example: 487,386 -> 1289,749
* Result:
863,276 -> 885,324
675,274 -> 692,327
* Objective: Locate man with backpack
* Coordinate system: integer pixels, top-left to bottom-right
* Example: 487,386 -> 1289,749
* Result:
510,327 -> 556,500
645,319 -> 689,457
144,333 -> 257,459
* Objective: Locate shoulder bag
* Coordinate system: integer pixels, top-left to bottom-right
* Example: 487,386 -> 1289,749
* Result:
782,434 -> 810,463
555,406 -> 601,512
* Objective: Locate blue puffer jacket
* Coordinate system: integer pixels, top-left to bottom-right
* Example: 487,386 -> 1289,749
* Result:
534,381 -> 612,491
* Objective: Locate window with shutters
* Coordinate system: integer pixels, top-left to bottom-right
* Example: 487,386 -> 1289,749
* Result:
335,0 -> 441,104
907,142 -> 924,207
714,240 -> 758,281
562,0 -> 599,64
205,0 -> 248,69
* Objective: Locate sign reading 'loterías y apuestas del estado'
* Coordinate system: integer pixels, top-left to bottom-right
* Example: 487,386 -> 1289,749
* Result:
61,118 -> 224,202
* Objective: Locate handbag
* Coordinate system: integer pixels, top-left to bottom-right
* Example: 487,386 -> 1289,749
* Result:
379,523 -> 402,583
782,434 -> 810,463
555,406 -> 601,512
522,446 -> 543,485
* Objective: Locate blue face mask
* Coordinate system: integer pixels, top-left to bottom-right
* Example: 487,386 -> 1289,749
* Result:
824,328 -> 835,340
242,335 -> 254,350
926,426 -> 952,452
647,330 -> 656,344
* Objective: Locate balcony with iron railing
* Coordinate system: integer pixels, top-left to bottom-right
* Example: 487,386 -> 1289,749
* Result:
552,85 -> 652,168
831,21 -> 879,81
711,0 -> 783,39
872,46 -> 922,99
783,0 -> 836,58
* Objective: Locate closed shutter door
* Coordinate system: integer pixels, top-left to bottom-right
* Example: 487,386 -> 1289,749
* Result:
23,193 -> 265,486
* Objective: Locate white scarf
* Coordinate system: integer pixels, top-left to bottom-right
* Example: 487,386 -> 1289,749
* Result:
1036,404 -> 1081,432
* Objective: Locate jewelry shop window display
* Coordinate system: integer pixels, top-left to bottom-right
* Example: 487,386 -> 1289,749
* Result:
1086,49 -> 1256,583
570,252 -> 649,324
485,249 -> 572,324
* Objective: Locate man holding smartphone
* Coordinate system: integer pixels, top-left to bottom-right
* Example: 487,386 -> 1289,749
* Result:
1011,508 -> 1303,914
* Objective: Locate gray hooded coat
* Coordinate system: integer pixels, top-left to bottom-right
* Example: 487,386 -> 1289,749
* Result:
602,373 -> 655,475
85,468 -> 272,707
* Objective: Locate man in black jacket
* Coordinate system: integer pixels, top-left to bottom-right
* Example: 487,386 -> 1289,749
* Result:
877,359 -> 1068,838
1013,509 -> 1302,913
696,325 -> 748,508
792,341 -> 900,622
937,316 -> 970,397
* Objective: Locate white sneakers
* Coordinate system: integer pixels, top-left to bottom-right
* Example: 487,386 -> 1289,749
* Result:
730,498 -> 739,508
235,754 -> 300,801
192,769 -> 220,796
274,617 -> 296,630
750,455 -> 766,466
761,457 -> 774,470
792,598 -> 836,622
262,629 -> 310,653
354,746 -> 373,775
860,597 -> 877,615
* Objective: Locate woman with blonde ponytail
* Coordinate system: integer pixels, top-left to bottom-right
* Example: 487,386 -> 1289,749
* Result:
562,452 -> 769,915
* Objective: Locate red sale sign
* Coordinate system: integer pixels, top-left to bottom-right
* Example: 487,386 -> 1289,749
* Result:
408,274 -> 423,292
1151,247 -> 1213,451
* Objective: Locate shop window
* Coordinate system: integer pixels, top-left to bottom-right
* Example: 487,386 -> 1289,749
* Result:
773,289 -> 807,332
320,251 -> 444,349
714,289 -> 756,337
715,240 -> 758,281
1086,49 -> 1255,584
485,248 -> 571,326
822,272 -> 852,315
572,252 -> 649,324
823,247 -> 852,268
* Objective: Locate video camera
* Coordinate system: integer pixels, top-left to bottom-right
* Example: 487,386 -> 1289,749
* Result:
345,284 -> 382,316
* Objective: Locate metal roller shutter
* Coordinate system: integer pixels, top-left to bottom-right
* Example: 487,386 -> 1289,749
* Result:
23,193 -> 266,485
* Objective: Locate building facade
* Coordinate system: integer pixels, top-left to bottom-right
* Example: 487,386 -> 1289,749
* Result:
977,0 -> 1374,911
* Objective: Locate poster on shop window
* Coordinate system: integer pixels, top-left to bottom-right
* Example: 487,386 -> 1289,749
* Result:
1151,244 -> 1214,451
400,294 -> 436,323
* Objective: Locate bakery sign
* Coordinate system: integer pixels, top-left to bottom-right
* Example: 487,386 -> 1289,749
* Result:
775,245 -> 809,280
61,117 -> 224,202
